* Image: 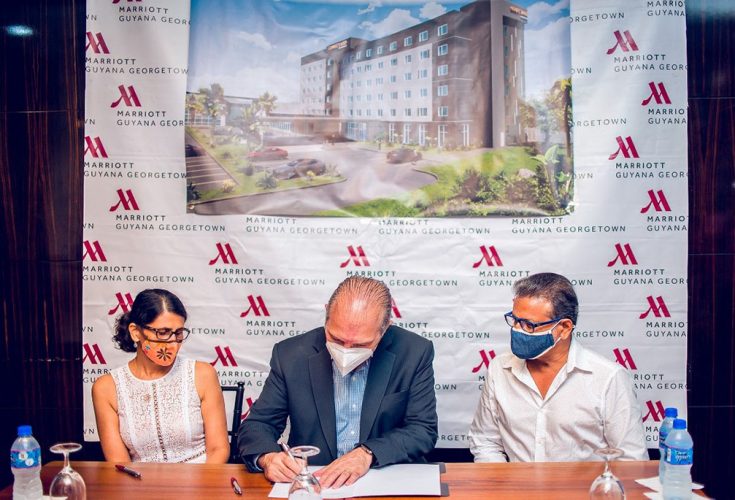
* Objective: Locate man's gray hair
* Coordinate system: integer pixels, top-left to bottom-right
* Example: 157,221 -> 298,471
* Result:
326,276 -> 392,330
513,272 -> 578,324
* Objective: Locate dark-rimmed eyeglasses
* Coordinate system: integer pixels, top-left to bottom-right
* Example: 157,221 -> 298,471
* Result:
139,325 -> 190,343
504,312 -> 563,334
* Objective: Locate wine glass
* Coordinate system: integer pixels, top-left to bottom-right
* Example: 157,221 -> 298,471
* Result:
288,445 -> 322,499
589,447 -> 625,499
49,442 -> 86,500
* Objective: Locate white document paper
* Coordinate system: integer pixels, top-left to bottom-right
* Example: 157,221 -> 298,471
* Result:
269,463 -> 442,498
635,476 -> 704,491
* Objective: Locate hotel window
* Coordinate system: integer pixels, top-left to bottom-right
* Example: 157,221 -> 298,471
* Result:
391,109 -> 397,117
438,106 -> 449,117
404,36 -> 413,46
420,88 -> 428,97
389,123 -> 396,142
438,124 -> 447,147
438,24 -> 448,36
418,69 -> 428,79
417,107 -> 428,117
438,44 -> 448,56
391,91 -> 398,99
357,66 -> 362,73
357,109 -> 362,116
390,41 -> 397,51
366,48 -> 372,57
391,57 -> 398,66
390,75 -> 397,83
419,30 -> 428,42
327,71 -> 332,78
327,58 -> 333,66
356,51 -> 362,60
378,61 -> 384,69
404,108 -> 412,117
404,90 -> 411,98
378,109 -> 384,117
404,72 -> 412,81
405,54 -> 412,63
377,45 -> 383,55
366,109 -> 371,116
461,123 -> 470,147
418,124 -> 426,145
378,93 -> 384,100
403,123 -> 411,143
420,49 -> 430,59
376,77 -> 384,84
365,64 -> 372,71
438,64 -> 448,76
437,85 -> 448,96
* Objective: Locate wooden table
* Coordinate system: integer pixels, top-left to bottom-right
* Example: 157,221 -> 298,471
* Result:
0,460 -> 704,499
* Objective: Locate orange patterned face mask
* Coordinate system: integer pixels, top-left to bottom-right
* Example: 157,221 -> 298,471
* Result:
141,338 -> 180,366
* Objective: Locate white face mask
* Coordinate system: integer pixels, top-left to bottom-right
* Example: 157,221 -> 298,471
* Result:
326,341 -> 374,376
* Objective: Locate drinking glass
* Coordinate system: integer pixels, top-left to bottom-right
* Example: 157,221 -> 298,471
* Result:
589,447 -> 625,500
49,442 -> 87,500
288,445 -> 322,499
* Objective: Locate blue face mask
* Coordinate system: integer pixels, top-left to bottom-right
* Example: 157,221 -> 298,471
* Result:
510,322 -> 561,360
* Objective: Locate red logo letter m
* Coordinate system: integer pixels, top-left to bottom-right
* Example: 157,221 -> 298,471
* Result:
608,136 -> 639,160
613,348 -> 637,370
639,296 -> 671,319
85,32 -> 109,54
640,189 -> 671,213
110,85 -> 141,108
472,246 -> 503,268
83,343 -> 106,365
471,350 -> 496,373
607,243 -> 638,267
339,246 -> 370,268
209,243 -> 238,265
211,346 -> 238,367
83,240 -> 107,262
642,400 -> 666,422
109,189 -> 139,212
240,295 -> 270,317
641,82 -> 671,106
606,30 -> 639,54
84,136 -> 108,158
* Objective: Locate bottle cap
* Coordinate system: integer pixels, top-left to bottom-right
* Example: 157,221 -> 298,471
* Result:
664,407 -> 678,418
673,418 -> 686,430
17,425 -> 32,437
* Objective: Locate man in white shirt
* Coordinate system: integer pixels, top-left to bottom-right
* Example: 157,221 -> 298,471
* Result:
469,272 -> 648,462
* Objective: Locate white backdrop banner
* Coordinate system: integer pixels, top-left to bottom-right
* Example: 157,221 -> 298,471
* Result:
83,0 -> 688,451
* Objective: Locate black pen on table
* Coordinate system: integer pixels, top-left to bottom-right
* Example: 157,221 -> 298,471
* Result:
230,476 -> 243,496
115,464 -> 142,479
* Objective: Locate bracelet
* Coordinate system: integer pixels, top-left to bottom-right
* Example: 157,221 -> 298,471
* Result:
358,444 -> 376,464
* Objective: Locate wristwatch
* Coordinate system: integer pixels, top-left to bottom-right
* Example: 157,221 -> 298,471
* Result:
358,444 -> 376,464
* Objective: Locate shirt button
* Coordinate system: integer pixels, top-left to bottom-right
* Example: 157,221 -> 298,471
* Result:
350,431 -> 355,435
352,404 -> 357,409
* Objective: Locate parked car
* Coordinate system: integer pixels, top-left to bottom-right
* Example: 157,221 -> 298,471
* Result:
247,147 -> 288,161
272,158 -> 326,180
387,147 -> 422,163
185,143 -> 202,157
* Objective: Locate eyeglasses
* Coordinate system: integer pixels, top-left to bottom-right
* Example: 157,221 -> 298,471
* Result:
504,311 -> 563,334
139,325 -> 190,343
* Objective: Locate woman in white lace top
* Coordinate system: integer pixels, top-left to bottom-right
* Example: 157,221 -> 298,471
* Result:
92,289 -> 230,463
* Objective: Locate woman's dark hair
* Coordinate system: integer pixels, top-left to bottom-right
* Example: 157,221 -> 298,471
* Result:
113,289 -> 188,353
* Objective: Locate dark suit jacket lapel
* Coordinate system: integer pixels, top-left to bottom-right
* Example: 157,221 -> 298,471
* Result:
309,340 -> 337,459
360,329 -> 395,442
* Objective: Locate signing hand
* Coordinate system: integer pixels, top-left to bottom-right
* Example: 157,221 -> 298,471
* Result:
313,447 -> 372,489
258,451 -> 304,483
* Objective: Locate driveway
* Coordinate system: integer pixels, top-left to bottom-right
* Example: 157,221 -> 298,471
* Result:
191,143 -> 437,215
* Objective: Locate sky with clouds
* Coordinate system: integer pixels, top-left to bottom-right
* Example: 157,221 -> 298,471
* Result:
188,0 -> 569,103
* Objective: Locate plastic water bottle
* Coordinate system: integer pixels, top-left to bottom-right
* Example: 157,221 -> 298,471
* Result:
658,407 -> 678,482
662,418 -> 693,500
10,425 -> 42,500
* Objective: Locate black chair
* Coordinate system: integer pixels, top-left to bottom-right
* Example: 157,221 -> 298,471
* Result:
221,381 -> 245,463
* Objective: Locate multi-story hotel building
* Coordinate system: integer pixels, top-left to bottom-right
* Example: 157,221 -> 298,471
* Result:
299,1 -> 527,148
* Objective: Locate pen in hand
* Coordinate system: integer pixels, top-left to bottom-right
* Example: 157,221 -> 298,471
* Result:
279,440 -> 297,463
115,464 -> 142,479
230,476 -> 243,495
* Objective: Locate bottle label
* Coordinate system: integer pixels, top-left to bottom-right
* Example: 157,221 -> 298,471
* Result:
666,446 -> 693,465
10,448 -> 41,469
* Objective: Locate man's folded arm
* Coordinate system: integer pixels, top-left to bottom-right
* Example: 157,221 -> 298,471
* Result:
238,343 -> 289,471
362,342 -> 438,466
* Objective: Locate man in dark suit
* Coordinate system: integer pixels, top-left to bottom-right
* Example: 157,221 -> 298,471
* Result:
238,276 -> 438,488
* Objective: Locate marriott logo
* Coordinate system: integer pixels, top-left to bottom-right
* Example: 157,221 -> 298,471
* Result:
642,400 -> 666,422
84,136 -> 108,158
639,296 -> 671,319
240,295 -> 270,317
108,292 -> 134,315
209,243 -> 238,265
211,346 -> 238,367
607,243 -> 638,267
340,245 -> 370,268
83,343 -> 107,365
86,32 -> 109,54
642,82 -> 671,106
613,348 -> 637,370
472,349 -> 496,373
83,240 -> 107,262
640,189 -> 671,213
111,85 -> 142,108
473,246 -> 503,268
608,136 -> 639,160
606,30 -> 639,54
109,189 -> 139,211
